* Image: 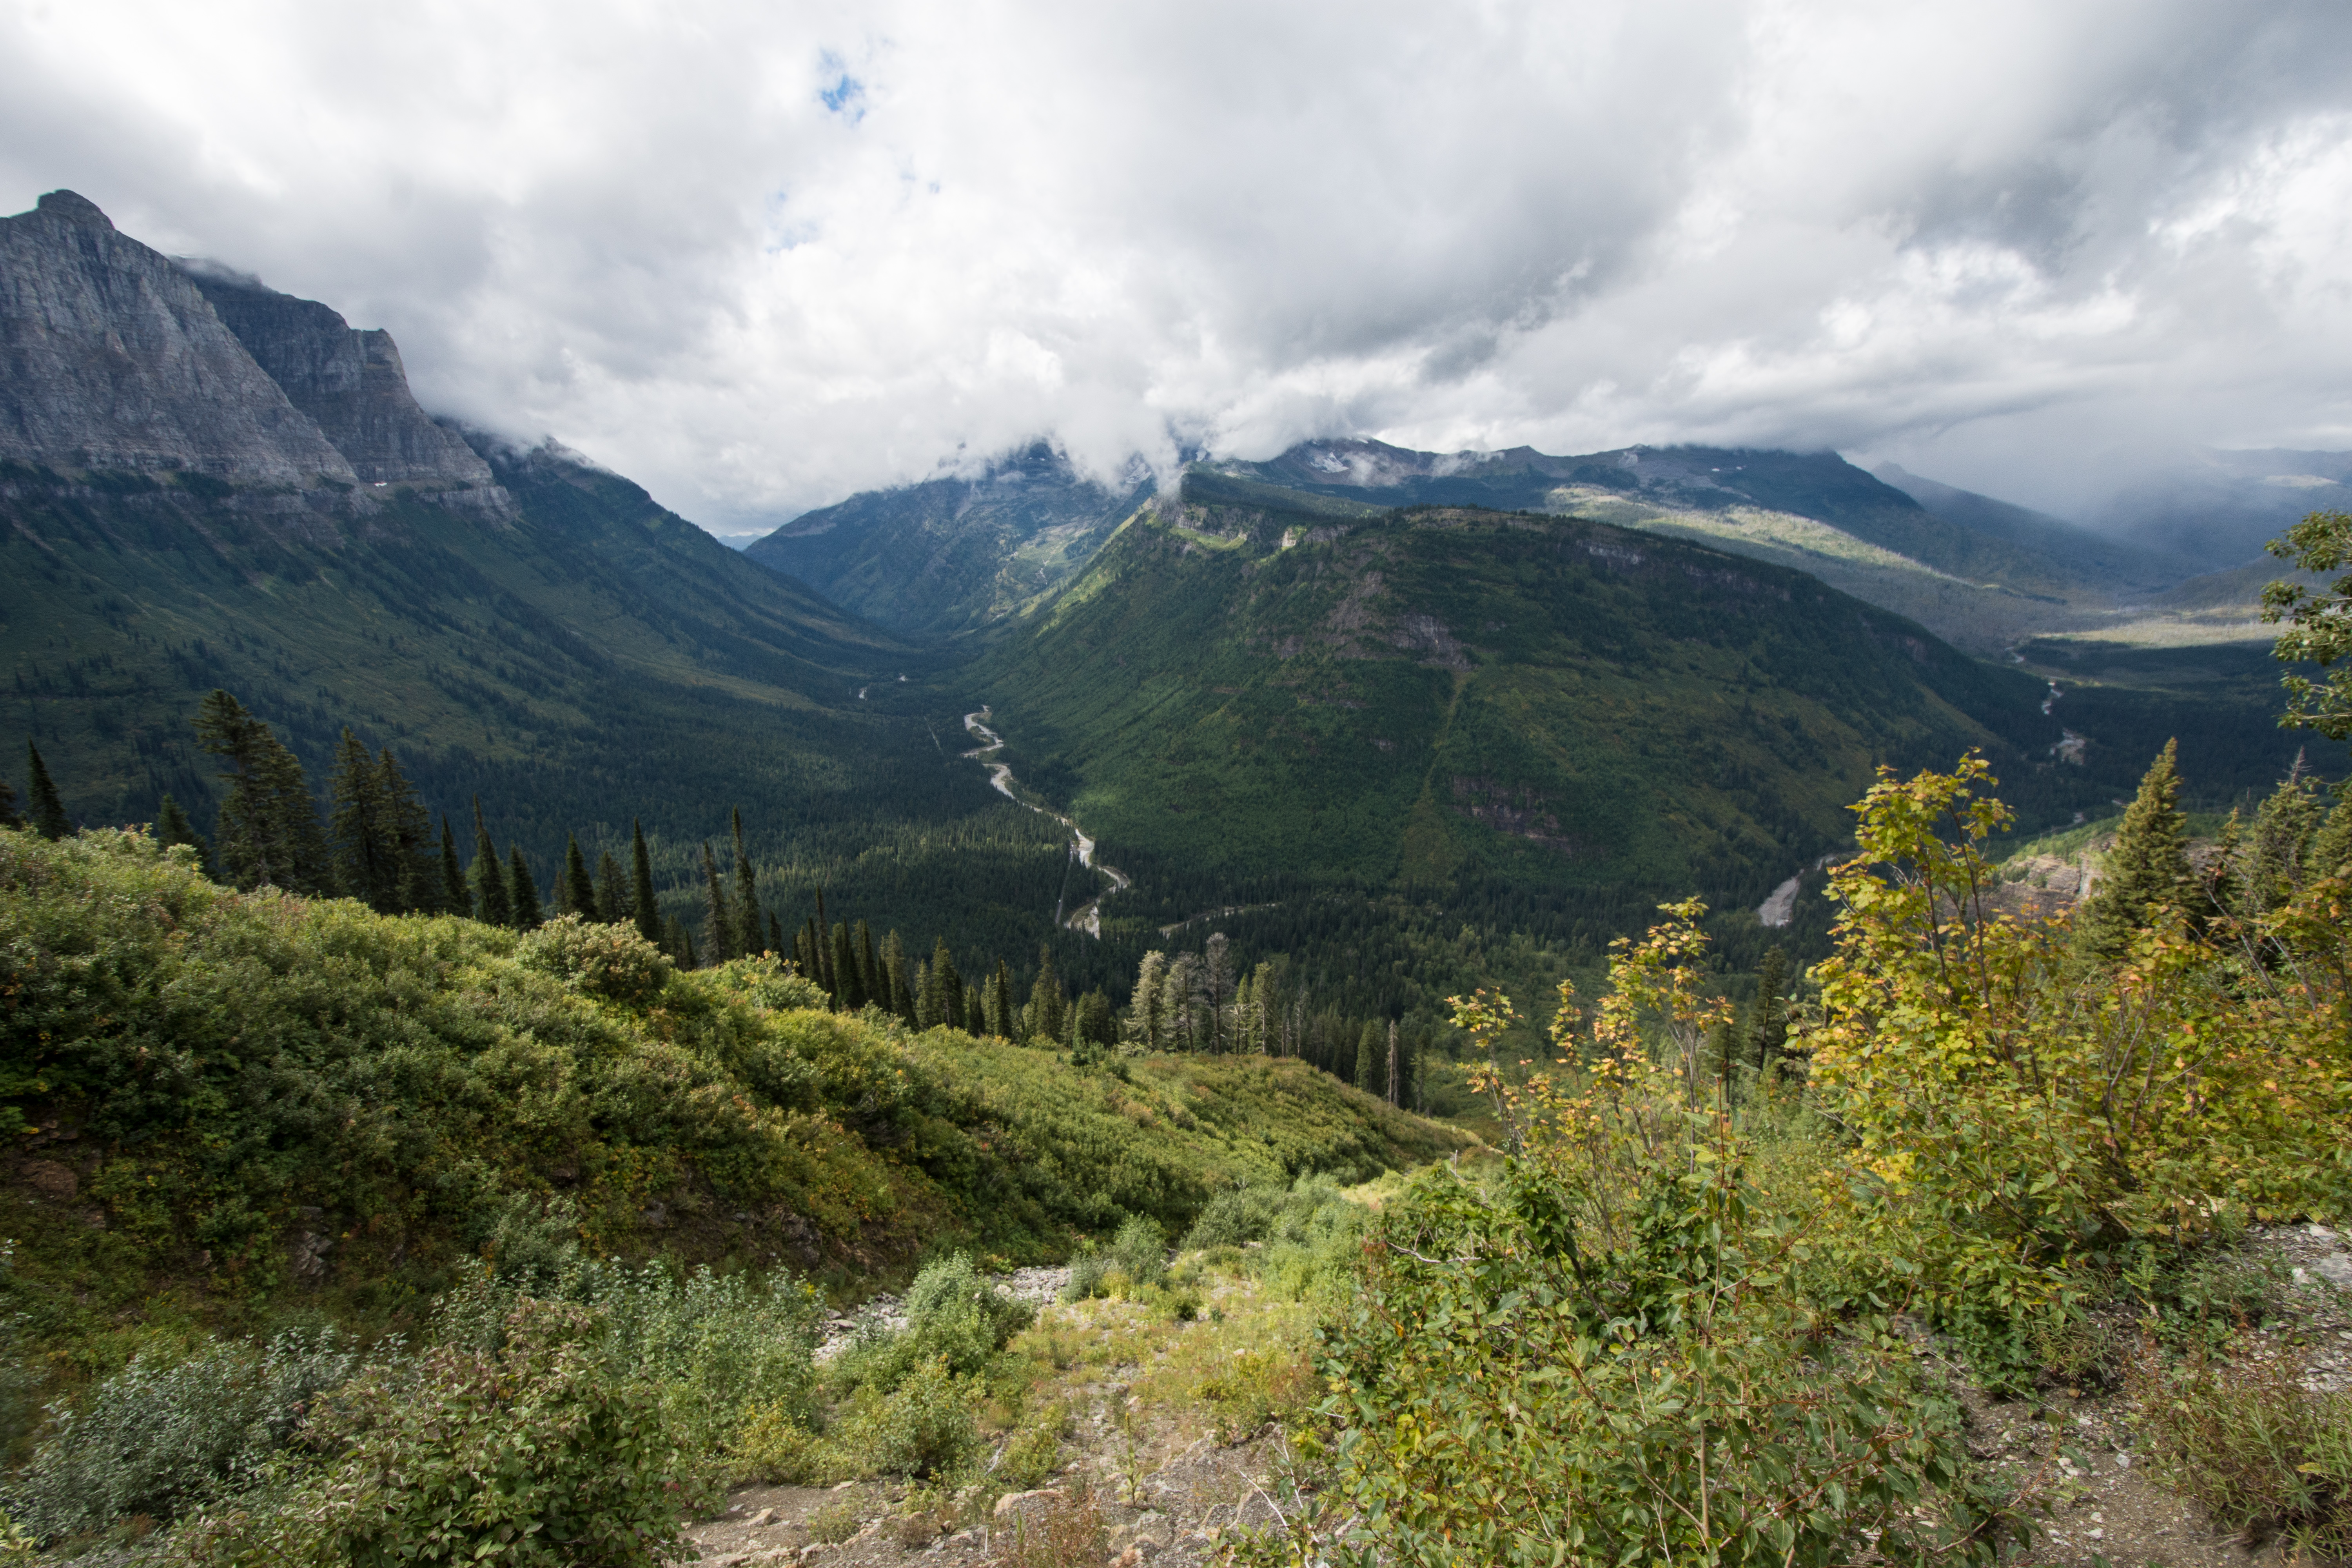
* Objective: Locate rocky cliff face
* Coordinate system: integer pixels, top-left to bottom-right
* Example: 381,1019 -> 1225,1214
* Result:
0,191 -> 358,483
183,264 -> 495,489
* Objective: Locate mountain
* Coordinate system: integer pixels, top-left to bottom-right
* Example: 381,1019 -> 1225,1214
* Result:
970,478 -> 2341,985
1,191 -> 357,484
1871,463 -> 2200,589
744,443 -> 1151,636
0,192 -> 1107,984
1193,440 -> 2201,656
2090,447 -> 2352,572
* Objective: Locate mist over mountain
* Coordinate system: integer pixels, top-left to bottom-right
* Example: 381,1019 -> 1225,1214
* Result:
2085,448 -> 2352,573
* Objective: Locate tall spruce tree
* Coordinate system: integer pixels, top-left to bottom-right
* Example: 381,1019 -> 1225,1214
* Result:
882,931 -> 911,1022
593,851 -> 624,923
2076,739 -> 2194,965
855,922 -> 879,1004
664,914 -> 697,969
2242,764 -> 2327,915
328,728 -> 403,912
700,842 -> 733,963
1354,1023 -> 1382,1094
768,911 -> 785,955
1029,944 -> 1066,1042
192,691 -> 328,893
25,742 -> 71,840
630,820 -> 660,943
470,800 -> 512,927
925,938 -> 962,1031
730,809 -> 760,956
833,924 -> 862,1010
1746,947 -> 1789,1069
439,818 -> 468,912
154,794 -> 207,868
560,835 -> 595,918
376,750 -> 437,913
507,846 -> 543,930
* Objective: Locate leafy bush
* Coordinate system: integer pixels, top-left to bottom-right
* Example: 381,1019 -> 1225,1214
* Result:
1182,1175 -> 1364,1302
1063,1216 -> 1166,1301
514,915 -> 674,1006
1239,909 -> 2025,1568
2132,1341 -> 2352,1559
835,1253 -> 1033,1392
9,1327 -> 356,1541
820,1357 -> 981,1481
168,1302 -> 693,1568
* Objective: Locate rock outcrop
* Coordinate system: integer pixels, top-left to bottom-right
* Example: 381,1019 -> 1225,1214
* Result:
0,191 -> 358,483
182,263 -> 495,489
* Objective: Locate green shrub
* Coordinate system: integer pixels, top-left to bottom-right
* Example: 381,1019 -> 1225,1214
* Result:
167,1302 -> 694,1568
514,915 -> 673,1006
9,1327 -> 356,1541
834,1254 -> 1033,1392
2132,1341 -> 2352,1560
1064,1217 -> 1167,1302
821,1357 -> 981,1481
995,1401 -> 1069,1489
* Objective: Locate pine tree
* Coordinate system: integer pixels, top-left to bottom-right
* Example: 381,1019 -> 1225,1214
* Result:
1746,947 -> 1789,1069
1029,943 -> 1066,1043
560,835 -> 594,918
470,799 -> 511,927
1129,951 -> 1168,1050
1355,1023 -> 1382,1093
439,817 -> 468,913
700,842 -> 733,964
192,691 -> 328,893
768,911 -> 785,955
595,850 -> 625,923
2314,791 -> 2352,881
630,820 -> 660,944
328,728 -> 401,911
730,808 -> 760,957
664,914 -> 697,969
507,845 -> 543,930
2242,765 -> 2327,915
1203,933 -> 1233,1052
813,890 -> 833,992
989,959 -> 1017,1038
154,794 -> 207,869
855,922 -> 880,1003
882,931 -> 912,1023
25,742 -> 70,840
926,938 -> 962,1032
2075,740 -> 2193,965
833,924 -> 862,1010
376,750 -> 436,913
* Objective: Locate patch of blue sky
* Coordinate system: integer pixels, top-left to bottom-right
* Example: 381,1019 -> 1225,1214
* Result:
817,51 -> 866,121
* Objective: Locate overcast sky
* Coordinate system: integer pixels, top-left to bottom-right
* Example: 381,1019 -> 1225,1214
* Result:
6,0 -> 2350,533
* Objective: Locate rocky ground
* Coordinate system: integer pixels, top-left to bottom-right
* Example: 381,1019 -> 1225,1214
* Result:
688,1227 -> 2352,1568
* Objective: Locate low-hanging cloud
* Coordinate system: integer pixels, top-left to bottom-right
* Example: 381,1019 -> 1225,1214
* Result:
4,0 -> 2349,529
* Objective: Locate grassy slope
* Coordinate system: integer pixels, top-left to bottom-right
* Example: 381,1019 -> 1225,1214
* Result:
0,828 -> 1463,1375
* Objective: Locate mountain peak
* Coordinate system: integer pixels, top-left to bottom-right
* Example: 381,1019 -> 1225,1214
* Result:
33,189 -> 111,228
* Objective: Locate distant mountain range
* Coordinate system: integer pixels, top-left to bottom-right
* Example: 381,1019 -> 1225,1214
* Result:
749,434 -> 2317,657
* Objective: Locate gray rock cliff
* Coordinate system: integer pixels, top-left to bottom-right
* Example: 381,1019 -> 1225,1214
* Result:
0,191 -> 357,483
181,263 -> 495,489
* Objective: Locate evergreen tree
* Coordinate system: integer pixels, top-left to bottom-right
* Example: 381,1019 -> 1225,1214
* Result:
470,800 -> 511,928
833,924 -> 862,1009
1159,954 -> 1198,1050
813,890 -> 833,992
882,931 -> 912,1023
1386,1020 -> 1401,1105
507,845 -> 543,930
794,920 -> 818,983
1355,1022 -> 1382,1093
664,914 -> 696,969
730,808 -> 760,957
0,771 -> 18,830
2075,740 -> 2193,965
855,922 -> 879,1004
552,835 -> 589,918
439,817 -> 468,913
911,960 -> 929,1023
328,728 -> 402,912
1129,951 -> 1168,1050
925,938 -> 962,1032
595,850 -> 626,924
768,911 -> 785,955
2242,764 -> 2327,915
376,750 -> 437,913
154,794 -> 207,869
192,691 -> 328,893
630,820 -> 659,944
988,959 -> 1017,1039
24,742 -> 70,840
1746,947 -> 1789,1069
1203,933 -> 1233,1052
1027,943 -> 1066,1044
700,842 -> 733,963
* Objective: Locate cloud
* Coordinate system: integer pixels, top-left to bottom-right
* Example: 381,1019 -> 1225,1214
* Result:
4,0 -> 2349,526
